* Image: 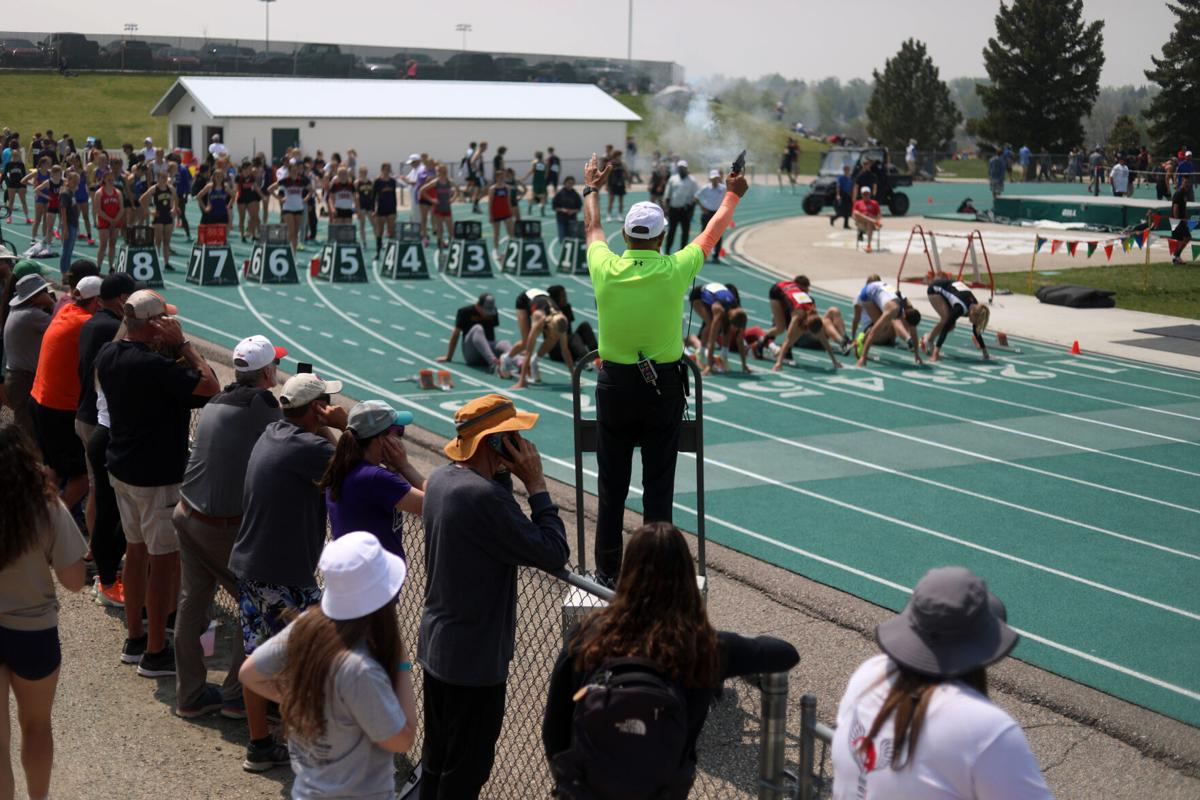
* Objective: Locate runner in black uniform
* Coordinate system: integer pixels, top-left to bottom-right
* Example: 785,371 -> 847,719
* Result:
354,166 -> 375,251
3,154 -> 29,223
506,287 -> 573,388
922,278 -> 990,362
605,150 -> 627,221
372,163 -> 398,257
140,170 -> 178,271
647,160 -> 668,208
236,162 -> 264,242
546,147 -> 561,193
545,284 -> 598,363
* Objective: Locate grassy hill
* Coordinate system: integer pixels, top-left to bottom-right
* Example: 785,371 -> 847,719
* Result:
0,72 -> 173,148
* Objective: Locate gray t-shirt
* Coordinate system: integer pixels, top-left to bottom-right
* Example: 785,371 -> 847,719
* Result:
229,420 -> 335,588
3,304 -> 52,373
0,499 -> 88,630
180,385 -> 282,518
251,622 -> 406,800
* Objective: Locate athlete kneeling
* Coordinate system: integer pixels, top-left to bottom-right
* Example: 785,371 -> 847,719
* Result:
506,287 -> 574,388
766,275 -> 846,369
851,275 -> 922,367
699,307 -> 751,375
689,281 -> 742,371
922,278 -> 991,362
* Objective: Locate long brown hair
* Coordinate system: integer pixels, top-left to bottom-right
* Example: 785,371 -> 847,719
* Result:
861,664 -> 988,769
316,430 -> 372,501
277,601 -> 402,743
571,522 -> 719,687
0,426 -> 54,570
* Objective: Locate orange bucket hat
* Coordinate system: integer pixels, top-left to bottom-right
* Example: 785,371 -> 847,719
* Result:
443,394 -> 539,461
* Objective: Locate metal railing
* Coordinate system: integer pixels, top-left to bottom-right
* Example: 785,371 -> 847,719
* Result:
793,694 -> 835,800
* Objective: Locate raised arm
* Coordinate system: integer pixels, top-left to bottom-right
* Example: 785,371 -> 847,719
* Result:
691,172 -> 748,258
582,153 -> 611,247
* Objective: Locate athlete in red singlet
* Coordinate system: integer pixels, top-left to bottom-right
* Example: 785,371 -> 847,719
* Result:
487,171 -> 514,254
766,275 -> 847,370
94,170 -> 125,272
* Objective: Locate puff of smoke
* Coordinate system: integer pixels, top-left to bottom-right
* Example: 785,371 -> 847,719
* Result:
646,91 -> 743,175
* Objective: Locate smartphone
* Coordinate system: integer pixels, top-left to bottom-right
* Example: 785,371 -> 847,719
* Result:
487,432 -> 515,459
296,361 -> 313,374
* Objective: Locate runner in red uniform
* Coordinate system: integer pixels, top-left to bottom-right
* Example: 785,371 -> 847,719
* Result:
766,275 -> 847,370
94,170 -> 125,272
487,171 -> 514,256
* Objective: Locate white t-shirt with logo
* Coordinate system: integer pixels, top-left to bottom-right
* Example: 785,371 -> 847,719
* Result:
831,655 -> 1053,800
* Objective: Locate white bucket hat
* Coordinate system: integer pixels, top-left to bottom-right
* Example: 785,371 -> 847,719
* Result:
319,532 -> 407,621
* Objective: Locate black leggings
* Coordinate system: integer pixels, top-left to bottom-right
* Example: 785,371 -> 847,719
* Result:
547,321 -> 598,363
177,196 -> 191,237
86,424 -> 126,585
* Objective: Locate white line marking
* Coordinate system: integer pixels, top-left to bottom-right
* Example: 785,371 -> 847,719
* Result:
414,330 -> 431,338
320,331 -> 333,338
368,347 -> 386,355
342,339 -> 359,346
298,324 -> 312,332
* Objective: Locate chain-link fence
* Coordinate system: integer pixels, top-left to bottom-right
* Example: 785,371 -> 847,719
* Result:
207,509 -> 803,798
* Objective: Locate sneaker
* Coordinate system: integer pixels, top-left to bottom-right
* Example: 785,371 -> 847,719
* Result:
137,645 -> 176,678
854,332 -> 866,359
176,684 -> 224,718
767,342 -> 782,359
500,353 -> 516,377
221,695 -> 248,720
529,355 -> 542,383
491,358 -> 511,380
164,263 -> 176,272
87,237 -> 95,245
244,736 -> 291,772
94,577 -> 125,608
121,634 -> 148,664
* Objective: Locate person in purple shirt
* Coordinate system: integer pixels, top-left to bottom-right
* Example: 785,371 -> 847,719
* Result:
319,400 -> 426,559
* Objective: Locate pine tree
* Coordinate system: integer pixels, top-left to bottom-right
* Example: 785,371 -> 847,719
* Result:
1107,115 -> 1141,152
866,39 -> 962,157
976,0 -> 1104,152
1143,0 -> 1200,154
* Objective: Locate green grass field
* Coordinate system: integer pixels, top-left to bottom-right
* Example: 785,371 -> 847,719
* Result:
994,262 -> 1200,318
936,156 -> 990,180
0,72 -> 173,148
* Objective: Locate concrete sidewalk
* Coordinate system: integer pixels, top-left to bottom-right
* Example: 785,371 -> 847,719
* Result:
733,213 -> 1199,370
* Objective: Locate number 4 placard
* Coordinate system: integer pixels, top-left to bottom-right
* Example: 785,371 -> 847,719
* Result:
186,242 -> 238,286
379,239 -> 429,280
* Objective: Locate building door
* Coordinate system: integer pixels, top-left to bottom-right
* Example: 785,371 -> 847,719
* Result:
175,124 -> 193,152
203,125 -> 225,152
272,128 -> 300,164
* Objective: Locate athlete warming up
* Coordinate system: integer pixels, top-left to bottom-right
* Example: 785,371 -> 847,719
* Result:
506,287 -> 574,388
767,276 -> 845,370
922,278 -> 991,362
851,275 -> 922,367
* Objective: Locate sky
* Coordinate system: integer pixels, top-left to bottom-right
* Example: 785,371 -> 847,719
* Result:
12,0 -> 1176,86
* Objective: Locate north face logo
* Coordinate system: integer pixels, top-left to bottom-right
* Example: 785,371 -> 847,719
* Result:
614,718 -> 648,736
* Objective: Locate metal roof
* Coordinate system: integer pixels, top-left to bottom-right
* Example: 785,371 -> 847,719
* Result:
151,76 -> 640,122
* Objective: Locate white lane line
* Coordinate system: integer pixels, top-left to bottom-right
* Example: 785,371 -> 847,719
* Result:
368,347 -> 386,356
369,294 -> 383,301
708,382 -> 1200,560
414,330 -> 431,338
368,317 -> 383,324
771,355 -> 1200,499
320,331 -> 333,338
277,318 -> 292,326
298,324 -> 312,332
159,277 -> 246,310
342,339 -> 359,347
390,324 -> 407,331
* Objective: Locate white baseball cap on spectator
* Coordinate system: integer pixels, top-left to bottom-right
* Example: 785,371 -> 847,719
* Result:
347,400 -> 414,440
144,137 -> 153,144
318,531 -> 407,621
73,275 -> 103,299
676,159 -> 688,169
861,186 -> 872,195
623,201 -> 666,240
233,334 -> 288,372
125,289 -> 178,319
407,154 -> 421,164
709,169 -> 721,179
279,373 -> 343,407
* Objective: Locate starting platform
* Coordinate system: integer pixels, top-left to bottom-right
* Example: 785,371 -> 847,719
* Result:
992,194 -> 1173,230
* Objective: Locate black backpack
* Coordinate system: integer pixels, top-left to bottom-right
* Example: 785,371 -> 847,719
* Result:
551,657 -> 695,800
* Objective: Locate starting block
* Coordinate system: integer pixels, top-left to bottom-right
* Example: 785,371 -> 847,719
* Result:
380,222 -> 429,279
245,224 -> 297,284
317,224 -> 368,283
557,220 -> 587,275
187,224 -> 238,286
444,220 -> 493,278
501,220 -> 550,276
115,225 -> 164,287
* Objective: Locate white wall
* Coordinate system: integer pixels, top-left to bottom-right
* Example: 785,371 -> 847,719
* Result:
167,102 -> 625,179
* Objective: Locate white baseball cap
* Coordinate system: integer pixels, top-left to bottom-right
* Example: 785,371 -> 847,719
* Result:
144,137 -> 153,144
623,201 -> 666,240
319,532 -> 407,621
279,373 -> 343,407
407,153 -> 421,164
676,159 -> 688,169
125,289 -> 178,320
73,275 -> 103,299
233,334 -> 288,372
861,186 -> 872,195
709,169 -> 721,179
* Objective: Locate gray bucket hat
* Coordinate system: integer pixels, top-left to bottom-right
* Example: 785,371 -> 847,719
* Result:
876,566 -> 1018,679
9,274 -> 52,307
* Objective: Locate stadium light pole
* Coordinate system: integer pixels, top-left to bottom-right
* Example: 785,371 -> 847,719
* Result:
122,23 -> 138,71
627,0 -> 633,63
455,23 -> 472,52
259,0 -> 276,53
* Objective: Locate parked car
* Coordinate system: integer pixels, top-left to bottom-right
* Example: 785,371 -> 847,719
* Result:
801,146 -> 913,216
444,52 -> 495,81
494,57 -> 532,82
356,57 -> 398,78
200,43 -> 257,72
0,38 -> 42,67
250,51 -> 294,75
154,47 -> 202,71
39,32 -> 101,68
294,43 -> 355,77
533,61 -> 580,83
105,40 -> 154,70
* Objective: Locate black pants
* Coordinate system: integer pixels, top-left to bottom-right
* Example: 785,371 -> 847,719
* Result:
306,197 -> 318,240
594,362 -> 685,578
177,196 -> 191,237
420,674 -> 506,800
86,424 -> 126,585
700,209 -> 722,258
547,322 -> 598,363
831,195 -> 852,227
665,206 -> 693,253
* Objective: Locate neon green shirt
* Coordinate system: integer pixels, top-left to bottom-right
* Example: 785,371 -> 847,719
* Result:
587,241 -> 705,364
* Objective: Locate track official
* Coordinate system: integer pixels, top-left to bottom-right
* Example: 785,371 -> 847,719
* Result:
583,153 -> 747,585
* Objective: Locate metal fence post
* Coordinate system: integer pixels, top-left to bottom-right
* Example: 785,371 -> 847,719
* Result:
758,671 -> 789,800
797,693 -> 817,800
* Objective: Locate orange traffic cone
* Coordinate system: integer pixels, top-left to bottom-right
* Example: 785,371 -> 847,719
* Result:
1070,340 -> 1081,355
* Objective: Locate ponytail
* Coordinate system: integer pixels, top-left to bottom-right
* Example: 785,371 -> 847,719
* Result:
315,430 -> 368,501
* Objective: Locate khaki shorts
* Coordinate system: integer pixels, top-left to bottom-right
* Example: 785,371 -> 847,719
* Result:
110,477 -> 182,555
